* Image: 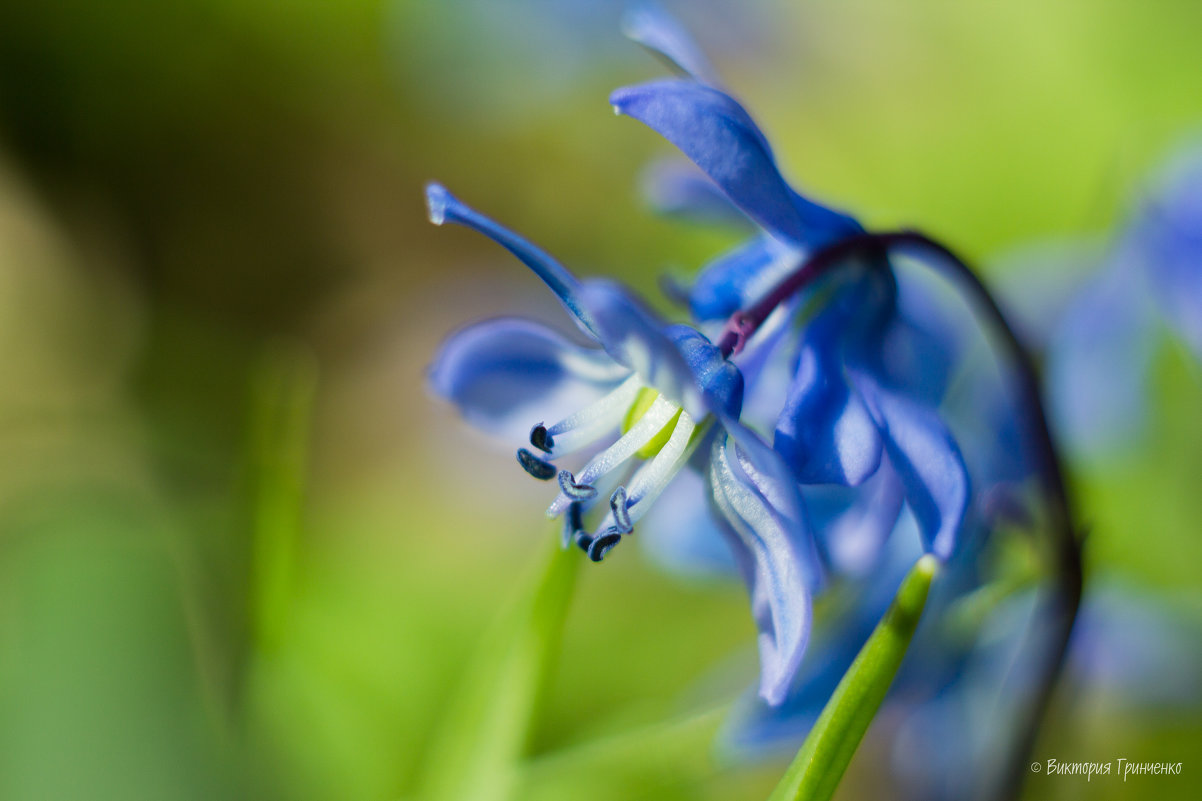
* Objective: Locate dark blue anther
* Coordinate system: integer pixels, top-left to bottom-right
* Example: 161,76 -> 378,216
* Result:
517,448 -> 556,480
575,531 -> 595,553
609,487 -> 633,534
558,470 -> 598,500
588,529 -> 622,562
529,422 -> 554,453
562,502 -> 585,548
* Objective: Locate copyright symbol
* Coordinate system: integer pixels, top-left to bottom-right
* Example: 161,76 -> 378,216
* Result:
1031,762 -> 1041,773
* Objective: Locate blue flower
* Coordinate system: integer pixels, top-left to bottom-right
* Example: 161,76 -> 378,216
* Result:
612,11 -> 971,569
425,183 -> 821,703
1047,144 -> 1202,460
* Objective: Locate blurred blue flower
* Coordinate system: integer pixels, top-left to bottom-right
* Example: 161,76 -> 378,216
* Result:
612,9 -> 971,570
425,183 -> 821,703
1047,144 -> 1202,460
726,516 -> 1202,798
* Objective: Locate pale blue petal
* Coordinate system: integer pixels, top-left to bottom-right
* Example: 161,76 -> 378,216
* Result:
724,529 -> 917,754
425,183 -> 599,337
803,466 -> 905,577
709,420 -> 820,705
853,374 -> 969,560
640,158 -> 750,228
610,80 -> 860,248
579,280 -> 742,419
1137,148 -> 1202,360
1067,582 -> 1202,707
1046,262 -> 1157,460
622,3 -> 722,86
639,465 -> 737,576
429,317 -> 629,442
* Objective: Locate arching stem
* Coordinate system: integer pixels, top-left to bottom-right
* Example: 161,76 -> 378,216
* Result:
718,230 -> 1083,801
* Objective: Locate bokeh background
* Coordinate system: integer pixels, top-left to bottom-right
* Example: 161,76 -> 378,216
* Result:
0,1 -> 1199,799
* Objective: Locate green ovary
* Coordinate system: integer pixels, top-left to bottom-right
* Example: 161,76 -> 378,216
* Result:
622,387 -> 683,459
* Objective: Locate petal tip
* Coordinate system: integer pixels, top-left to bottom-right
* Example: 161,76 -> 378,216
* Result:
425,182 -> 450,226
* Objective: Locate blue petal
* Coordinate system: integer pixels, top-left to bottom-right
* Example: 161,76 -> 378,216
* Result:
688,236 -> 799,321
640,158 -> 750,228
775,324 -> 883,486
803,466 -> 905,576
1045,261 -> 1157,460
425,183 -> 599,338
1136,149 -> 1202,360
664,324 -> 744,418
578,280 -> 741,419
639,465 -> 737,576
723,528 -> 917,754
621,3 -> 722,86
429,317 -> 629,442
852,374 -> 969,560
709,420 -> 821,705
1066,581 -> 1202,707
610,80 -> 860,248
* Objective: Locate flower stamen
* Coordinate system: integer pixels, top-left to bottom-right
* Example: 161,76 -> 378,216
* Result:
610,486 -> 633,533
517,447 -> 557,480
558,469 -> 600,501
546,394 -> 679,518
539,374 -> 642,456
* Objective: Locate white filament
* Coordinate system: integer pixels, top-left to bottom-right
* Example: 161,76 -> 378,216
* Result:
544,373 -> 641,456
546,395 -> 678,518
619,411 -> 697,527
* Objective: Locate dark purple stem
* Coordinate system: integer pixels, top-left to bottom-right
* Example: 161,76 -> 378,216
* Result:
718,230 -> 1082,801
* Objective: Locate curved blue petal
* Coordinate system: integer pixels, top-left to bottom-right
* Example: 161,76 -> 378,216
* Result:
640,158 -> 750,228
688,236 -> 799,321
803,466 -> 905,577
425,183 -> 599,338
664,324 -> 744,418
621,3 -> 722,86
610,80 -> 860,248
775,323 -> 884,486
429,317 -> 629,442
723,528 -> 918,754
708,423 -> 817,705
578,280 -> 741,419
852,374 -> 969,560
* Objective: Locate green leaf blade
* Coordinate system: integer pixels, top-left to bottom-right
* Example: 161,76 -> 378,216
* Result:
418,535 -> 580,801
768,554 -> 939,801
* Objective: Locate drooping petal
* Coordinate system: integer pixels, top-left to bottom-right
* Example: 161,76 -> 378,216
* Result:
639,158 -> 750,228
803,466 -> 905,577
688,235 -> 800,321
429,317 -> 629,442
852,374 -> 969,560
425,183 -> 600,337
610,80 -> 860,248
709,421 -> 819,705
621,3 -> 722,86
723,529 -> 924,755
579,280 -> 741,419
774,324 -> 883,486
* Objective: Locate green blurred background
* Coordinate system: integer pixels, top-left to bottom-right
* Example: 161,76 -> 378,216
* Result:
0,1 -> 1199,799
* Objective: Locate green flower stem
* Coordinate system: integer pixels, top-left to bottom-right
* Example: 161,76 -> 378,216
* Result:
419,534 -> 580,801
767,555 -> 939,801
